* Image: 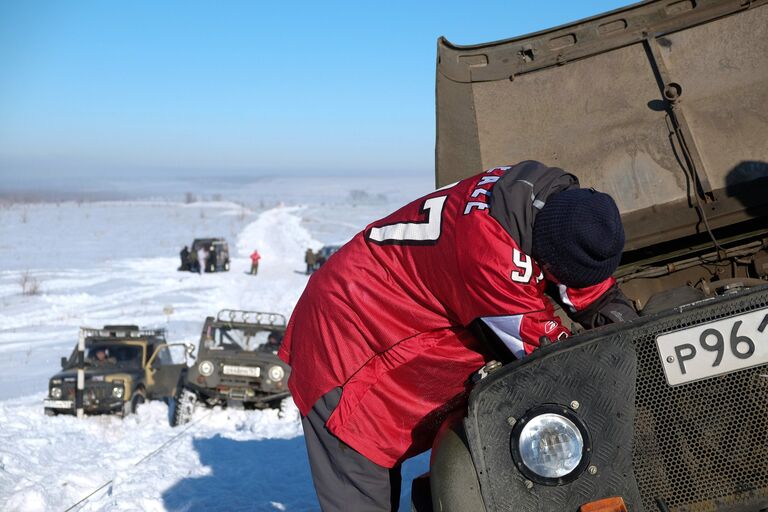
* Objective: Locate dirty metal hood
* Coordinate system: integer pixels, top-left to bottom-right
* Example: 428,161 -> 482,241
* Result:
436,0 -> 768,251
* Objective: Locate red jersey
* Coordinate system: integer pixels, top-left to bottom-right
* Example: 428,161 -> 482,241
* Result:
279,164 -> 613,467
250,251 -> 261,263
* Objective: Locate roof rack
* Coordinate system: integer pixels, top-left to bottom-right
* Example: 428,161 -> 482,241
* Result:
215,309 -> 287,327
80,326 -> 167,341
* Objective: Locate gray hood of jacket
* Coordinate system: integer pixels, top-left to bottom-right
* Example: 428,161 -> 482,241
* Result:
489,160 -> 579,255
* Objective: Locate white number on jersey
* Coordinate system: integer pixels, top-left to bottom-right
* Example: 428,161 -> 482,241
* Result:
510,248 -> 533,283
367,195 -> 448,245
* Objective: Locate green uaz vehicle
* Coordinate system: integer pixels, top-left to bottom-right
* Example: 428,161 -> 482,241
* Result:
171,310 -> 291,426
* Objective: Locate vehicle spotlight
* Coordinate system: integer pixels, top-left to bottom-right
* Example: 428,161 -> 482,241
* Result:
112,386 -> 124,399
198,360 -> 215,376
267,365 -> 285,382
511,405 -> 591,485
51,387 -> 62,399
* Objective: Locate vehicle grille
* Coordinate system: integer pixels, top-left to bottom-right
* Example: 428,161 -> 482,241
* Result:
60,382 -> 115,401
633,292 -> 768,511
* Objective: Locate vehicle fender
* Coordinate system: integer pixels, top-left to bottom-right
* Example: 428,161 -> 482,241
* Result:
429,410 -> 486,512
106,374 -> 134,399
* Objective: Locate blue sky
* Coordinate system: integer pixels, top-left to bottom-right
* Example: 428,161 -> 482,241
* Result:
0,0 -> 631,180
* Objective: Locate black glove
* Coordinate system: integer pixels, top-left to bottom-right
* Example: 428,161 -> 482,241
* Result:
570,283 -> 638,329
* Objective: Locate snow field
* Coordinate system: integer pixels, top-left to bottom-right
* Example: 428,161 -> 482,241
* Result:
0,175 -> 434,511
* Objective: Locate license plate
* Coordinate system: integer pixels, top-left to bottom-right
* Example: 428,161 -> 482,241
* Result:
44,399 -> 74,409
222,365 -> 260,377
656,308 -> 768,386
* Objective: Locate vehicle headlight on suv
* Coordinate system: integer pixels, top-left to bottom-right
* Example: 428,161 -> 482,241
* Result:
50,387 -> 62,399
198,360 -> 215,376
112,381 -> 125,399
511,406 -> 590,484
267,365 -> 285,382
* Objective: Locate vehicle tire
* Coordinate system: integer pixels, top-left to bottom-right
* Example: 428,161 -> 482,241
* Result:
171,387 -> 198,427
131,390 -> 146,414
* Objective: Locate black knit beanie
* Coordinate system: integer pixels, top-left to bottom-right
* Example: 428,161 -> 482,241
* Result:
531,188 -> 624,288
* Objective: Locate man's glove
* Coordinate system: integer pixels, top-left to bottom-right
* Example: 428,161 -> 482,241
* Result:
570,283 -> 638,329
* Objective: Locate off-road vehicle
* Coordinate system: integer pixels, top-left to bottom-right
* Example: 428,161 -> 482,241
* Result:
414,1 -> 768,511
314,244 -> 342,270
171,309 -> 291,426
182,238 -> 230,272
44,325 -> 190,417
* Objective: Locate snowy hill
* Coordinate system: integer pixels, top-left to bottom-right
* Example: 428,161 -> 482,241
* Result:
0,175 -> 432,511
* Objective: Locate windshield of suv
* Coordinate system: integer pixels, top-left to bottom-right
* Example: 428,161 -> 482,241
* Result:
205,327 -> 283,352
81,344 -> 143,368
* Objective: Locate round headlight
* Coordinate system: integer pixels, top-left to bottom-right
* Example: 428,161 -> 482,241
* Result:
51,387 -> 62,399
267,365 -> 285,382
198,360 -> 215,376
511,406 -> 591,486
112,386 -> 124,399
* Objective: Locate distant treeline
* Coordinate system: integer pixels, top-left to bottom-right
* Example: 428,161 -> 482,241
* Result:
0,189 -> 130,204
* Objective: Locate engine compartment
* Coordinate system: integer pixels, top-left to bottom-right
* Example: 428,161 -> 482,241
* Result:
617,221 -> 768,316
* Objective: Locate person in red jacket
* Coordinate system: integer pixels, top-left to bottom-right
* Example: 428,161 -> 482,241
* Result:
279,161 -> 636,511
249,249 -> 261,275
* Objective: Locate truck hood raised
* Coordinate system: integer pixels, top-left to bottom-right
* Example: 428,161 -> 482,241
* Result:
436,0 -> 768,251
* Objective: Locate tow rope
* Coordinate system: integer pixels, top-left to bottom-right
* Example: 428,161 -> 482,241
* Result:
62,410 -> 213,512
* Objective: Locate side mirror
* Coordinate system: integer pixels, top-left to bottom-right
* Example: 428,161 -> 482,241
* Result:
186,344 -> 196,357
61,357 -> 67,368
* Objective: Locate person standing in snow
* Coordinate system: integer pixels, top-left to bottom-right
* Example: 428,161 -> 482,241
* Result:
178,245 -> 190,271
304,248 -> 317,275
249,249 -> 261,275
197,246 -> 207,274
279,161 -> 637,511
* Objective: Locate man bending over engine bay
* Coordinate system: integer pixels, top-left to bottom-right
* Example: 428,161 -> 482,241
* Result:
279,160 -> 637,511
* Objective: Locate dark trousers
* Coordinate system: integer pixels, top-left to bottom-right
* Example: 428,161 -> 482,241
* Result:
250,262 -> 258,275
302,388 -> 402,512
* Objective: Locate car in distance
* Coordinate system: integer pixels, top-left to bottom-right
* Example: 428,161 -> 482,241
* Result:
171,309 -> 291,426
44,325 -> 190,417
315,244 -> 341,270
180,238 -> 230,272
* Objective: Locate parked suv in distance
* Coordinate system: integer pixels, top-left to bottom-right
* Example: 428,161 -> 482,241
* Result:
171,309 -> 291,426
180,238 -> 230,273
44,325 -> 190,417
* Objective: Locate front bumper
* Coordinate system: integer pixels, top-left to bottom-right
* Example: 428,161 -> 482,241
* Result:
44,385 -> 125,414
190,379 -> 289,403
458,287 -> 768,512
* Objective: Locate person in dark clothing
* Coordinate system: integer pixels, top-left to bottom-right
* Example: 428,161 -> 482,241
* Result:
261,331 -> 283,353
178,246 -> 190,271
208,246 -> 217,272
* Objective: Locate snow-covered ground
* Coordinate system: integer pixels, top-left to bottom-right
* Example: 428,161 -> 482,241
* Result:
0,174 -> 433,511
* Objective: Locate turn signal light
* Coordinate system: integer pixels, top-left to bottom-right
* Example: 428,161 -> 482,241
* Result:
579,497 -> 628,512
